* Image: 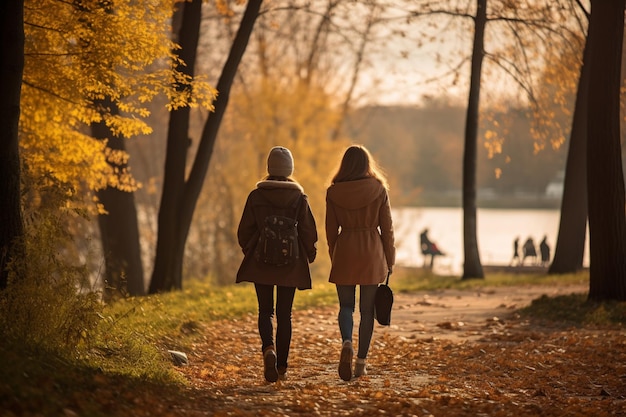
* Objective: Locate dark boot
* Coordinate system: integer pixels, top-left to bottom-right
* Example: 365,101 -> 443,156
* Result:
277,366 -> 287,381
263,345 -> 278,383
354,358 -> 367,377
338,340 -> 353,381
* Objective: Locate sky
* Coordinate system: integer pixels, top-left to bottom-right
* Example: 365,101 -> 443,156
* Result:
345,2 -> 556,108
350,2 -> 476,106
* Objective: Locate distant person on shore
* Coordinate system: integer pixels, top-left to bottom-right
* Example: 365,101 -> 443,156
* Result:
522,237 -> 537,266
510,237 -> 520,266
539,236 -> 550,266
420,228 -> 444,268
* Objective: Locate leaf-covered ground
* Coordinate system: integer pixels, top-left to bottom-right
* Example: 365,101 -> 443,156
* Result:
165,284 -> 626,416
5,284 -> 625,416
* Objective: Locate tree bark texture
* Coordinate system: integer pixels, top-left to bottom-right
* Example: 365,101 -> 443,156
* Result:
461,0 -> 486,279
586,0 -> 626,301
93,100 -> 145,300
174,0 -> 263,288
149,0 -> 202,293
548,24 -> 591,275
0,0 -> 25,289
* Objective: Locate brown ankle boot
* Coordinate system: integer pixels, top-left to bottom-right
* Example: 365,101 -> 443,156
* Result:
354,358 -> 367,377
338,340 -> 353,381
263,346 -> 278,382
277,366 -> 287,381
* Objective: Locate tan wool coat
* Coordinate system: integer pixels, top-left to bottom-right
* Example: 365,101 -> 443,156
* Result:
325,177 -> 396,285
236,180 -> 318,290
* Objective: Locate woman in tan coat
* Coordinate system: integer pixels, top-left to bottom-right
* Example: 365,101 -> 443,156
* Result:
325,145 -> 396,381
237,146 -> 318,382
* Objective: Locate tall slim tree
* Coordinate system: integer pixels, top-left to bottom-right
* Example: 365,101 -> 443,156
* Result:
461,0 -> 486,279
586,0 -> 626,301
150,0 -> 263,293
149,0 -> 203,293
0,0 -> 25,289
549,6 -> 590,275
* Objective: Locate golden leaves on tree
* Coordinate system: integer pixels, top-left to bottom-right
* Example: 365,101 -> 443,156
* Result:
21,0 -> 216,213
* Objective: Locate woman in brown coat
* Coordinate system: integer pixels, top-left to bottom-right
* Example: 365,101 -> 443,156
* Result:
325,145 -> 396,381
237,146 -> 318,383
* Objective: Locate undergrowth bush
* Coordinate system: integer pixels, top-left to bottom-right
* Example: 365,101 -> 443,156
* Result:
0,187 -> 101,356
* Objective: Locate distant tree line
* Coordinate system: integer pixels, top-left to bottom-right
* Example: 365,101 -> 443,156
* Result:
348,103 -> 570,207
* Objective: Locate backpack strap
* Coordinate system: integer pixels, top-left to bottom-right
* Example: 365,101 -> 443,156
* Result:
292,196 -> 302,223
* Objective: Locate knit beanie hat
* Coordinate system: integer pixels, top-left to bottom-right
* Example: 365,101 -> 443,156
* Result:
267,146 -> 294,177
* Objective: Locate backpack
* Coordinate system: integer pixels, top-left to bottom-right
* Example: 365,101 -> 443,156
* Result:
254,195 -> 301,267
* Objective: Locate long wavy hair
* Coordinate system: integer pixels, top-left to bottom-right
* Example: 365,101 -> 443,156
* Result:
331,145 -> 389,190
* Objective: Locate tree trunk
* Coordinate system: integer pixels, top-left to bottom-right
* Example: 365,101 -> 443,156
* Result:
173,0 -> 263,289
548,22 -> 591,275
149,0 -> 263,293
0,0 -> 24,289
93,100 -> 145,301
96,186 -> 145,299
586,0 -> 626,301
461,0 -> 486,280
149,0 -> 202,293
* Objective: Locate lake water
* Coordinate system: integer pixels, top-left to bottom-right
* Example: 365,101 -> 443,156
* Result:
392,207 -> 590,275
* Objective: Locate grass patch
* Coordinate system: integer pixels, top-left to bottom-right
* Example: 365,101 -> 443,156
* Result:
390,266 -> 589,293
519,293 -> 626,327
85,278 -> 340,381
86,281 -> 262,380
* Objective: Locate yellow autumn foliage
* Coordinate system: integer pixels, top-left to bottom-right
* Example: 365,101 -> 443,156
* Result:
20,0 -> 216,211
230,79 -> 349,213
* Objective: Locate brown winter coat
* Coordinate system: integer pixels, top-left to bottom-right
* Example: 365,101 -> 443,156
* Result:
236,179 -> 317,290
325,177 -> 396,285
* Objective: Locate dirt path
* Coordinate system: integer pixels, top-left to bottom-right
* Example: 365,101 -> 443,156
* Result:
385,283 -> 589,340
171,283 -> 626,416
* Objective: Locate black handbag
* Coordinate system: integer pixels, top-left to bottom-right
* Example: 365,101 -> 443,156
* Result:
375,271 -> 393,326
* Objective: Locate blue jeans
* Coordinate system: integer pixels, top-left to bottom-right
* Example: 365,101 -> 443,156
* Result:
336,284 -> 378,359
254,284 -> 296,370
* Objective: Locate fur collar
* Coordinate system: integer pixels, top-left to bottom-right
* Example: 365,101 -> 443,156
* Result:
256,179 -> 304,192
